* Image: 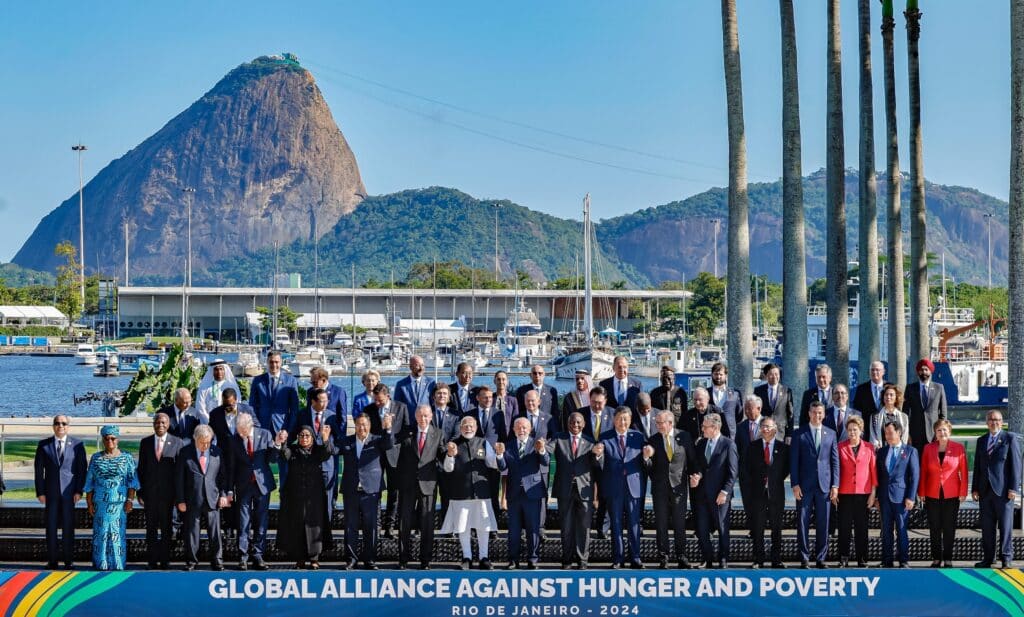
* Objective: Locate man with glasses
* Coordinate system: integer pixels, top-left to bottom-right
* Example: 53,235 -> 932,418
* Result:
973,410 -> 1022,568
516,365 -> 559,426
746,417 -> 790,568
34,415 -> 87,569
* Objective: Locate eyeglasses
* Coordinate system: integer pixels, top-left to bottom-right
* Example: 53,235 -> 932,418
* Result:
53,421 -> 68,426
103,436 -> 118,441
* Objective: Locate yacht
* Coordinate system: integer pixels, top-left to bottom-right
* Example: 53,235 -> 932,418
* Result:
75,343 -> 97,365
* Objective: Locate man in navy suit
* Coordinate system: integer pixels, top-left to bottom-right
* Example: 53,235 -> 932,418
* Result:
600,356 -> 643,413
972,409 -> 1022,568
393,355 -> 436,414
34,414 -> 87,569
465,386 -> 499,443
137,412 -> 185,569
823,385 -> 861,442
790,401 -> 840,568
708,362 -> 743,431
339,413 -> 394,570
516,364 -> 559,422
249,350 -> 299,484
631,393 -> 659,439
160,388 -> 200,441
496,417 -> 550,569
521,389 -> 558,441
581,387 -> 615,538
292,387 -> 346,545
876,421 -> 920,568
361,383 -> 406,537
230,413 -> 280,570
799,364 -> 835,429
754,363 -> 795,443
594,407 -> 646,569
176,424 -> 231,571
692,413 -> 738,569
735,396 -> 764,513
449,362 -> 478,415
308,366 -> 349,423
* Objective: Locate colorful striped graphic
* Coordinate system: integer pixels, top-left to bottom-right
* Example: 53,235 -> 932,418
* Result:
939,569 -> 1024,617
0,572 -> 133,617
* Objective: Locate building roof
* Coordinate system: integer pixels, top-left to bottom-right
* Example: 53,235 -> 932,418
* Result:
0,306 -> 67,319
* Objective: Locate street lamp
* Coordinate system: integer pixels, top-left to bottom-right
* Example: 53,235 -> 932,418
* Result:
71,144 -> 87,313
983,213 -> 994,288
710,218 -> 721,278
182,187 -> 195,287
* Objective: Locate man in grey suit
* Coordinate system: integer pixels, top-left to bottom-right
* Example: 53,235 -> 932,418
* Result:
34,414 -> 87,569
230,413 -> 280,571
645,410 -> 697,569
548,412 -> 598,569
176,424 -> 231,571
754,363 -> 795,443
904,359 -> 947,456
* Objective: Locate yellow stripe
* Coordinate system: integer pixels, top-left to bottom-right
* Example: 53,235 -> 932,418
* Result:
994,569 -> 1024,596
11,572 -> 74,617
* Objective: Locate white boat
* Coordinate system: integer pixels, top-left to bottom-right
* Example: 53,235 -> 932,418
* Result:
231,350 -> 263,377
554,347 -> 615,381
75,343 -> 97,365
288,346 -> 327,378
496,300 -> 549,361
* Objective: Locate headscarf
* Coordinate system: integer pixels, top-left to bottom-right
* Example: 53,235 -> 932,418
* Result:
100,425 -> 120,438
292,425 -> 316,453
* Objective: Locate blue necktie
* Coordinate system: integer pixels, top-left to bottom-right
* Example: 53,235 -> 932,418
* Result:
888,448 -> 899,474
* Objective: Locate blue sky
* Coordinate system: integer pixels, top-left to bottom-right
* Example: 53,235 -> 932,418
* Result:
0,1 -> 1011,262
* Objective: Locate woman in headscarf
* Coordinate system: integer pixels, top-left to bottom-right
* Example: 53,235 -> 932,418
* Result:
275,424 -> 334,569
83,425 -> 139,570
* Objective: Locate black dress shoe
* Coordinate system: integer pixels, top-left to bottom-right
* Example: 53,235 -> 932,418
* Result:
184,563 -> 195,571
380,527 -> 393,539
160,562 -> 171,570
703,561 -> 714,570
508,561 -> 519,570
63,563 -> 74,570
838,559 -> 849,568
899,562 -> 910,569
718,560 -> 728,569
880,562 -> 894,568
212,563 -> 225,571
856,561 -> 867,568
941,561 -> 953,568
364,562 -> 379,570
238,560 -> 248,571
610,562 -> 622,570
526,562 -> 538,570
420,563 -> 431,571
929,560 -> 941,568
592,530 -> 606,540
771,562 -> 786,569
800,560 -> 810,569
816,561 -> 828,569
345,560 -> 358,571
1003,560 -> 1014,569
975,561 -> 993,568
254,560 -> 269,571
460,559 -> 471,571
397,562 -> 407,570
631,560 -> 645,570
45,562 -> 58,570
561,562 -> 572,570
578,562 -> 589,570
678,559 -> 691,570
147,563 -> 159,571
479,558 -> 493,571
659,557 -> 669,569
750,563 -> 761,570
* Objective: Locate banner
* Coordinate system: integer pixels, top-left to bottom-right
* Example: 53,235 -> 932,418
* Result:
1,569 -> 1022,617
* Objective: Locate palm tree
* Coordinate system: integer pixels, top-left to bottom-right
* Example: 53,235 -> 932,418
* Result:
857,0 -> 880,377
826,0 -> 850,385
721,0 -> 753,393
906,0 -> 928,372
881,0 -> 907,386
1007,0 -> 1023,434
780,0 -> 807,403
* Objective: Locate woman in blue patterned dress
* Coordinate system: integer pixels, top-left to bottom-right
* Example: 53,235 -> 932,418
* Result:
84,425 -> 140,570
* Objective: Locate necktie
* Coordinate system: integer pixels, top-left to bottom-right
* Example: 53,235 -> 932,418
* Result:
571,436 -> 579,457
814,427 -> 821,451
769,387 -> 777,408
594,415 -> 601,438
988,434 -> 998,455
314,413 -> 322,434
873,385 -> 880,409
156,438 -> 163,461
764,443 -> 771,486
618,434 -> 626,455
820,389 -> 826,403
888,447 -> 899,473
665,434 -> 673,461
519,440 -> 526,457
750,421 -> 757,441
418,431 -> 426,455
837,409 -> 845,430
921,384 -> 929,408
200,451 -> 208,473
271,376 -> 278,394
705,439 -> 714,460
247,437 -> 254,458
531,414 -> 538,432
619,381 -> 627,405
643,416 -> 649,436
57,440 -> 64,465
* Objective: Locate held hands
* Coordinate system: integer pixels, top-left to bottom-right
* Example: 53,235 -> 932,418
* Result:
37,496 -> 46,505
446,442 -> 458,457
381,414 -> 393,431
592,443 -> 605,458
217,496 -> 231,509
275,430 -> 288,445
642,445 -> 654,460
320,425 -> 332,443
494,442 -> 506,457
829,488 -> 838,506
73,493 -> 81,504
534,439 -> 546,454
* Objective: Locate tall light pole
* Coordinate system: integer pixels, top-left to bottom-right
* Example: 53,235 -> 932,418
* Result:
182,187 -> 195,287
72,144 -> 87,312
984,213 -> 994,288
710,218 -> 721,278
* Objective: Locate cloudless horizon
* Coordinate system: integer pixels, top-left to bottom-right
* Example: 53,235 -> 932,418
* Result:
0,1 -> 1013,263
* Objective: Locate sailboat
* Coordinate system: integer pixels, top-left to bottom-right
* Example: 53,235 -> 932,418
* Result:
553,194 -> 615,381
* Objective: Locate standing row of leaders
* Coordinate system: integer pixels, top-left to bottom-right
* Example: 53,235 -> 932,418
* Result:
33,353 -> 1021,572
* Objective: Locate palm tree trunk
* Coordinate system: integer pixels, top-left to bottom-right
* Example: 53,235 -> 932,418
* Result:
826,0 -> 850,385
882,0 -> 907,386
1007,0 -> 1024,434
780,0 -> 807,408
857,0 -> 879,378
906,1 -> 929,372
721,0 -> 753,394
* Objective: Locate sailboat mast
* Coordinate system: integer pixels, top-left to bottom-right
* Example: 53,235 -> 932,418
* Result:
583,194 -> 594,346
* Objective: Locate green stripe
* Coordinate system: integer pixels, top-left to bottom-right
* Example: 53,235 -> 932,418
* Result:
47,572 -> 133,617
940,570 -> 1024,617
36,572 -> 98,617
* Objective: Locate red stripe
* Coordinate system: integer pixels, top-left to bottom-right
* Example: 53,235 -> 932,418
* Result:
0,572 -> 41,616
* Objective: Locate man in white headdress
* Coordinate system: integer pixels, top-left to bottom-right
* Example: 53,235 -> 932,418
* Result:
196,359 -> 240,423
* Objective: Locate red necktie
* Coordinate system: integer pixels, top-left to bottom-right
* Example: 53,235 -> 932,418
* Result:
571,436 -> 579,457
418,431 -> 426,455
248,437 -> 254,458
314,413 -> 322,434
763,443 -> 771,485
156,439 -> 163,461
619,434 -> 626,455
199,451 -> 207,473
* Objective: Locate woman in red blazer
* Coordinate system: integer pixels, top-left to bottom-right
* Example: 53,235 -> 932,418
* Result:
918,419 -> 968,567
834,416 -> 877,567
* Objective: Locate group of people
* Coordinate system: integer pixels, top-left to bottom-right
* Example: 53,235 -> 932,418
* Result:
32,352 -> 1021,571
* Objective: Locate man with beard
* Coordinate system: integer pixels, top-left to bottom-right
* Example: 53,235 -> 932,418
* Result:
708,362 -> 743,434
440,416 -> 500,570
904,359 -> 947,458
560,369 -> 592,432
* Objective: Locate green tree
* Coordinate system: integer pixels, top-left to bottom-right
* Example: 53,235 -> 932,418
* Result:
686,272 -> 725,342
255,305 -> 302,335
54,241 -> 81,323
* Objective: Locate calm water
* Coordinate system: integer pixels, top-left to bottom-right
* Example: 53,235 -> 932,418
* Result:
0,355 -> 660,418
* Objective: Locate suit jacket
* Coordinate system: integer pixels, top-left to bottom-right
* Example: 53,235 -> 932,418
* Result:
631,411 -> 659,439
799,386 -> 833,429
362,400 -> 408,439
596,430 -> 646,499
679,405 -> 730,441
581,405 -> 615,442
521,411 -> 558,441
903,380 -> 947,446
972,431 -> 1023,498
432,406 -> 463,443
463,406 -> 498,444
919,440 -> 967,499
876,444 -> 920,504
449,382 -> 479,415
490,404 -> 523,443
137,433 -> 185,504
789,425 -> 840,494
394,424 -> 446,496
694,435 -> 738,500
393,375 -> 436,414
34,436 -> 87,499
497,439 -> 550,501
494,393 -> 520,426
708,386 -> 743,431
175,444 -> 229,508
208,406 -> 261,453
754,383 -> 795,440
852,381 -> 885,417
649,385 -> 688,426
159,404 -> 200,441
823,406 -> 862,442
561,390 -> 589,431
305,383 -> 349,425
837,440 -> 877,495
599,376 -> 643,412
745,438 -> 790,502
229,429 -> 278,495
515,383 -> 558,417
735,418 -> 763,482
549,432 -> 598,502
338,432 -> 395,495
644,429 -> 697,497
249,372 -> 300,434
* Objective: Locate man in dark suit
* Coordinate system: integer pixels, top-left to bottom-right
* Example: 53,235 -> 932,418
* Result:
33,414 -> 87,569
746,417 -> 790,568
904,358 -> 948,455
449,362 -> 478,415
361,383 -> 406,536
308,366 -> 349,424
291,387 -> 346,545
800,364 -> 835,429
680,387 -> 731,439
208,387 -> 251,540
394,405 -> 445,569
692,413 -> 738,569
735,395 -> 764,511
790,401 -> 840,568
465,386 -> 499,443
600,356 -> 643,413
548,412 -> 598,569
823,384 -> 861,442
431,384 -> 462,522
496,417 -> 550,569
876,421 -> 920,568
972,410 -> 1022,568
852,360 -> 887,417
175,424 -> 231,571
339,412 -> 395,570
516,364 -> 559,420
644,410 -> 697,569
754,363 -> 795,443
594,407 -> 646,569
160,387 -> 200,441
581,387 -> 615,539
394,355 -> 436,414
650,366 -> 687,427
249,350 -> 299,486
631,393 -> 659,439
230,413 -> 279,571
709,362 -> 743,430
137,412 -> 185,569
521,389 -> 558,441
